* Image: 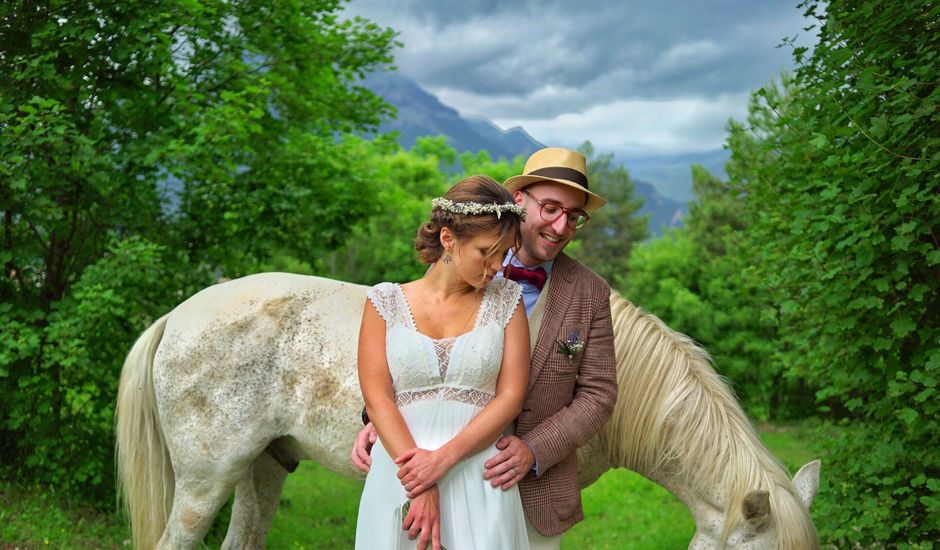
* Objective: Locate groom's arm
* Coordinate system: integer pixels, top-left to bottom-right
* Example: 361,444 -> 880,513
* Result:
484,276 -> 616,487
521,280 -> 617,474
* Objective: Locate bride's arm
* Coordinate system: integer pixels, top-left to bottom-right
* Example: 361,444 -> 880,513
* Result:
358,301 -> 417,461
395,300 -> 529,497
360,300 -> 443,546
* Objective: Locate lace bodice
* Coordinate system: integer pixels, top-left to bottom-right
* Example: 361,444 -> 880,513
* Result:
367,278 -> 522,408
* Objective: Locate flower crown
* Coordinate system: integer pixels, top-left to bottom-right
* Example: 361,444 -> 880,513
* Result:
431,197 -> 526,220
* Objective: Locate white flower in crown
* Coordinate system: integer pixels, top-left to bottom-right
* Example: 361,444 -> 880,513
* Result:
431,197 -> 526,220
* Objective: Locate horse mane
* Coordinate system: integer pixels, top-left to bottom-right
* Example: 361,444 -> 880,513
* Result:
604,292 -> 818,549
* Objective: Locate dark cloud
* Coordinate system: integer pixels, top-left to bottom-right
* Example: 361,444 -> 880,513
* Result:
343,0 -> 814,193
346,0 -> 808,104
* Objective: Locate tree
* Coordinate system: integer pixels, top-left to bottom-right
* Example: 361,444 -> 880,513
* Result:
570,141 -> 648,285
724,0 -> 940,544
457,148 -> 525,183
623,163 -> 812,421
0,0 -> 397,502
320,136 -> 454,284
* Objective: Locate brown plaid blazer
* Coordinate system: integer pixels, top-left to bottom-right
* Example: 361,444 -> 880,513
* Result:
517,252 -> 617,536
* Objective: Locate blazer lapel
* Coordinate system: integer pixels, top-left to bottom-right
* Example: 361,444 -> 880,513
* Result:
527,253 -> 575,391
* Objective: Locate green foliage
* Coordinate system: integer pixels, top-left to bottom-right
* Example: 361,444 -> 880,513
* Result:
457,148 -> 524,182
319,136 -> 454,284
816,420 -> 939,546
624,164 -> 812,420
4,237 -> 205,501
1,0 -> 397,504
623,230 -> 705,333
571,142 -> 648,283
626,0 -> 938,539
722,0 -> 940,544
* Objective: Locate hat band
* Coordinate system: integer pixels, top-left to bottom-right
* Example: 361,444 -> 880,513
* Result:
527,167 -> 589,190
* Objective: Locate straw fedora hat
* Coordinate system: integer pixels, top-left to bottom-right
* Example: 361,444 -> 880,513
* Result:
504,147 -> 607,212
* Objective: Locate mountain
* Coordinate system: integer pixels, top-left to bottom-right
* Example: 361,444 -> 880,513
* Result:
363,72 -> 544,160
634,179 -> 686,235
363,72 -> 686,235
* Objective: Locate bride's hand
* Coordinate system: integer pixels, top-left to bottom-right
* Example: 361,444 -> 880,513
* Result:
402,485 -> 442,550
395,448 -> 453,499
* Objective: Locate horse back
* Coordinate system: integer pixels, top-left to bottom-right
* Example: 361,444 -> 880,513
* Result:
153,273 -> 370,476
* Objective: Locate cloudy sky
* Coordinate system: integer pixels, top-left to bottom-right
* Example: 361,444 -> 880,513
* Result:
344,0 -> 815,199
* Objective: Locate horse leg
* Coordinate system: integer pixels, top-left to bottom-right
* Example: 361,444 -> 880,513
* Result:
221,451 -> 290,549
157,469 -> 241,550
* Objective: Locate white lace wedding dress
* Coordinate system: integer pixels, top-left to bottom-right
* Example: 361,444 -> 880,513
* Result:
355,277 -> 530,549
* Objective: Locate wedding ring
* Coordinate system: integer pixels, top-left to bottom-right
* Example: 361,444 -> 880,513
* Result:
511,467 -> 517,476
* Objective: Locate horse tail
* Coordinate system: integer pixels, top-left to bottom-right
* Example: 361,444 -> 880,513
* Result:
116,313 -> 173,550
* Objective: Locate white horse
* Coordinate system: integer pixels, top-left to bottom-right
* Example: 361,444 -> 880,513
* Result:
116,272 -> 820,549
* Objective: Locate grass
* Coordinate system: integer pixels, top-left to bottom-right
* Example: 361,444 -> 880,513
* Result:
264,466 -> 362,550
0,423 -> 821,549
564,469 -> 694,549
0,481 -> 129,549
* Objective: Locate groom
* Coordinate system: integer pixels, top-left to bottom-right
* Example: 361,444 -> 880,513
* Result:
352,147 -> 617,549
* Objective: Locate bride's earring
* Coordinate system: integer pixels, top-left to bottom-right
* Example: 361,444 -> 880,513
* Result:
442,251 -> 453,264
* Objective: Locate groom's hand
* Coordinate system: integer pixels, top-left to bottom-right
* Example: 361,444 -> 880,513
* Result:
483,435 -> 534,490
350,422 -> 377,472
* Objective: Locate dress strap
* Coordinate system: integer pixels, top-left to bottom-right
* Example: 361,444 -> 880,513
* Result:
366,282 -> 409,327
477,278 -> 523,329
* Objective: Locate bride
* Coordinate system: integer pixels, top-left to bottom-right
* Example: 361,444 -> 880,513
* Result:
355,175 -> 531,550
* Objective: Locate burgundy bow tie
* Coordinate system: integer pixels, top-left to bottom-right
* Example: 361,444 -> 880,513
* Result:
504,264 -> 548,290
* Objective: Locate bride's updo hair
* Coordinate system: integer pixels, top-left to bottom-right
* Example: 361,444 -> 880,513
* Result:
416,175 -> 522,264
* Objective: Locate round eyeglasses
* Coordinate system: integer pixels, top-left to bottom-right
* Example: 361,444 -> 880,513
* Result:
523,190 -> 590,229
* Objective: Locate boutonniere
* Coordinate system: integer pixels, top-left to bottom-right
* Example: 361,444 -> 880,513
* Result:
555,332 -> 585,366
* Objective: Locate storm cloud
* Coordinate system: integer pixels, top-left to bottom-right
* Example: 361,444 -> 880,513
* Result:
344,0 -> 814,197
